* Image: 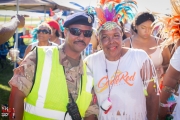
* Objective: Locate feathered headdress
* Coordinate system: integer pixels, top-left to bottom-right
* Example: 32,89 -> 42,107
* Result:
171,0 -> 180,15
95,0 -> 137,33
151,0 -> 180,49
100,0 -> 122,5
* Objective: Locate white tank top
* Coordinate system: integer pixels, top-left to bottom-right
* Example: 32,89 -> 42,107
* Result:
85,49 -> 158,120
129,37 -> 163,67
129,38 -> 164,79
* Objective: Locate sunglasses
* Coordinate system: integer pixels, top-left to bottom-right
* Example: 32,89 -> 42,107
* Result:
68,28 -> 93,38
37,29 -> 50,34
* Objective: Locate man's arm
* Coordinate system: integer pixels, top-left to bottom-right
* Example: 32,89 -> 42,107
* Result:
9,86 -> 25,120
0,15 -> 25,45
84,91 -> 99,120
83,60 -> 99,120
84,114 -> 98,120
8,50 -> 36,120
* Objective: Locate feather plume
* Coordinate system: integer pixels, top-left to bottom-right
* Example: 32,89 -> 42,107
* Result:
115,1 -> 137,23
152,14 -> 180,49
95,0 -> 138,28
95,7 -> 106,25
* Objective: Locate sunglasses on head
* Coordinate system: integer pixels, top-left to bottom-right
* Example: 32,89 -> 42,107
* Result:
68,28 -> 93,37
37,29 -> 50,34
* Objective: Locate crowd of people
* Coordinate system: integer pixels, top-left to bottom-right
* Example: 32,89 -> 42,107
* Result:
0,0 -> 180,120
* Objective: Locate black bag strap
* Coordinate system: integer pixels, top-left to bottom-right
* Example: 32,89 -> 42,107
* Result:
64,111 -> 68,120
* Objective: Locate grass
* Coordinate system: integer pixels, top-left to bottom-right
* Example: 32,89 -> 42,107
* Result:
0,59 -> 13,120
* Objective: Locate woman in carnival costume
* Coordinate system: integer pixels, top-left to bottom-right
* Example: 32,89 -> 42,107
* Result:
84,0 -> 160,120
152,0 -> 180,119
49,10 -> 66,44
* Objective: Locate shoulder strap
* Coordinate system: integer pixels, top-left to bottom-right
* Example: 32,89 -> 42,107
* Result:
64,111 -> 68,120
155,37 -> 160,45
129,37 -> 133,48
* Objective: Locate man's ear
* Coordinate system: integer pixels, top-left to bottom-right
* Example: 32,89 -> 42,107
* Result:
64,28 -> 68,38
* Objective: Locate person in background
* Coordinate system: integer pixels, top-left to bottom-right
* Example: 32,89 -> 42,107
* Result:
9,22 -> 57,64
153,0 -> 180,119
123,12 -> 171,82
159,40 -> 180,120
0,15 -> 25,45
47,20 -> 64,45
123,22 -> 133,39
8,11 -> 98,120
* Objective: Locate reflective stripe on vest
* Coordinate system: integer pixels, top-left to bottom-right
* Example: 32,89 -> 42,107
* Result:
24,46 -> 93,120
24,102 -> 72,120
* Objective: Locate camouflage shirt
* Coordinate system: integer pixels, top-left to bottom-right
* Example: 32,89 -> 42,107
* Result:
8,44 -> 99,117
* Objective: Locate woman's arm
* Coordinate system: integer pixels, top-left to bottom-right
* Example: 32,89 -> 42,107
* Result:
158,39 -> 171,72
141,59 -> 159,120
158,65 -> 180,120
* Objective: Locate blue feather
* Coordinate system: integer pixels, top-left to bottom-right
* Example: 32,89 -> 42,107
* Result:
69,2 -> 84,10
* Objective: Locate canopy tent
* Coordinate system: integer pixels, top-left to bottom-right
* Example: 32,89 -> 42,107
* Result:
0,10 -> 49,17
0,0 -> 56,12
0,0 -> 84,13
51,0 -> 98,11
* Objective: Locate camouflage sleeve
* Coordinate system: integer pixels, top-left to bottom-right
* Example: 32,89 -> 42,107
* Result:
85,88 -> 99,117
8,50 -> 37,96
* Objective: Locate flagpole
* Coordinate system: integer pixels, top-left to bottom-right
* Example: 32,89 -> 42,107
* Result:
14,0 -> 19,68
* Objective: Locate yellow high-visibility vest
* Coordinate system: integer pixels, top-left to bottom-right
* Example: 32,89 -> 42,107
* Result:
23,46 -> 93,120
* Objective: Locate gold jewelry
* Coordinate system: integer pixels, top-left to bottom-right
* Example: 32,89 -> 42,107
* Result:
162,86 -> 175,94
98,22 -> 122,34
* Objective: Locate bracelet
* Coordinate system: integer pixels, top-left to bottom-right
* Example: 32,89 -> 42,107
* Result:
162,86 -> 175,94
160,102 -> 173,108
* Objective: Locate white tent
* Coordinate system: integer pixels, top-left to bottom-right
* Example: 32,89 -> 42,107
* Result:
0,10 -> 49,17
0,0 -> 56,12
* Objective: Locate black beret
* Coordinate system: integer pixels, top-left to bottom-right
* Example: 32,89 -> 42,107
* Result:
63,12 -> 94,28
